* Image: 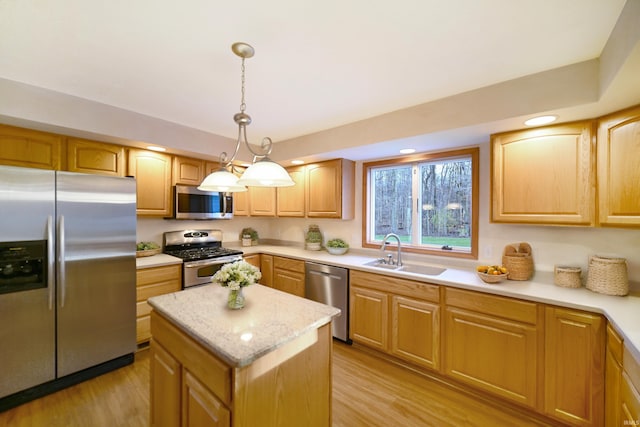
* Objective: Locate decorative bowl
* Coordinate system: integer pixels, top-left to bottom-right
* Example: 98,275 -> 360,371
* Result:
327,247 -> 348,255
477,271 -> 507,284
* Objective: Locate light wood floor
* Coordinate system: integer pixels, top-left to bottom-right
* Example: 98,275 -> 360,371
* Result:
0,342 -> 558,427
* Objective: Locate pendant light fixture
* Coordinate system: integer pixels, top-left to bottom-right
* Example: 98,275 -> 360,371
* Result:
198,42 -> 294,192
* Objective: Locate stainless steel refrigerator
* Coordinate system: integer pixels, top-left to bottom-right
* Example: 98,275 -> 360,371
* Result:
0,165 -> 136,408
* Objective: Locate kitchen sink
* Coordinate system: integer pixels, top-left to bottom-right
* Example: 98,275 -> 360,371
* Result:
363,260 -> 446,276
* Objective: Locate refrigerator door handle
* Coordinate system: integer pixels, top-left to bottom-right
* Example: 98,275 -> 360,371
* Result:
58,215 -> 66,308
47,215 -> 55,310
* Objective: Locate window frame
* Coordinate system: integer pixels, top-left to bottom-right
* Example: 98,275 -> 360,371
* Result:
362,147 -> 479,260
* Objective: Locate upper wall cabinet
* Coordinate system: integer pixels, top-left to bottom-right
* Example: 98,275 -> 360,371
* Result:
597,105 -> 640,227
128,149 -> 173,217
306,158 -> 355,219
66,138 -> 126,176
491,121 -> 595,226
277,165 -> 306,217
0,124 -> 64,170
172,156 -> 205,186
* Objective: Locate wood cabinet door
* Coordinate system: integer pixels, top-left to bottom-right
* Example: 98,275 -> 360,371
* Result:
128,149 -> 173,216
182,370 -> 230,427
544,307 -> 605,426
597,104 -> 640,226
349,286 -> 388,351
605,324 -> 624,427
491,121 -> 595,225
232,190 -> 249,216
391,295 -> 440,370
306,158 -> 355,219
173,156 -> 205,186
260,254 -> 274,287
277,165 -> 305,217
444,306 -> 539,408
66,138 -> 125,176
243,254 -> 260,269
273,268 -> 305,297
150,341 -> 182,427
0,124 -> 63,170
249,186 -> 276,216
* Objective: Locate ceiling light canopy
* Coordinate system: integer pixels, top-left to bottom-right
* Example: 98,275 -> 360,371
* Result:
198,42 -> 294,193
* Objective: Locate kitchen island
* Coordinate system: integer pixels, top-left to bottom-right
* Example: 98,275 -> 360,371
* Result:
148,283 -> 340,427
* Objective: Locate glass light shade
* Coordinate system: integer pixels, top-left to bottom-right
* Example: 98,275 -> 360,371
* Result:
198,169 -> 247,192
236,158 -> 295,187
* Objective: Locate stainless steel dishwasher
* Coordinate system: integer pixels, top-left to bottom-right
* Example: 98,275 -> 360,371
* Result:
305,261 -> 351,343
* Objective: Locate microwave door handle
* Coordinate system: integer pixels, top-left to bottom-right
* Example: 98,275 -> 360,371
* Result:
222,194 -> 229,216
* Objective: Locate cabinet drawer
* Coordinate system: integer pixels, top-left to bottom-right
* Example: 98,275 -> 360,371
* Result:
137,316 -> 151,343
273,256 -> 305,273
137,281 -> 181,302
607,324 -> 624,365
137,265 -> 181,287
350,270 -> 439,302
445,287 -> 538,324
137,300 -> 152,318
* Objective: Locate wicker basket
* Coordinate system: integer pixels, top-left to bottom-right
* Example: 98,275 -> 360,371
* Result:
136,248 -> 161,258
586,256 -> 629,296
554,266 -> 582,288
502,242 -> 534,281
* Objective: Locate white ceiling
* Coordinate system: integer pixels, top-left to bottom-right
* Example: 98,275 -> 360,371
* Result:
0,0 -> 638,161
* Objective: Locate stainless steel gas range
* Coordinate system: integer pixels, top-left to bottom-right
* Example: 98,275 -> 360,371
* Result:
163,229 -> 243,289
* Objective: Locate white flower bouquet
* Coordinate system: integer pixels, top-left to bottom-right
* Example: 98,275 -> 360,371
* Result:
212,260 -> 261,291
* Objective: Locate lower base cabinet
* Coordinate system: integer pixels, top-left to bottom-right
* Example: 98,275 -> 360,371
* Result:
606,324 -> 640,426
350,270 -> 610,426
444,288 -> 542,409
150,310 -> 332,427
544,307 -> 605,426
273,256 -> 305,297
136,264 -> 182,344
350,270 -> 440,370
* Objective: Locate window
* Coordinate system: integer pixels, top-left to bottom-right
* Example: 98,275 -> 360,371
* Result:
363,147 -> 479,259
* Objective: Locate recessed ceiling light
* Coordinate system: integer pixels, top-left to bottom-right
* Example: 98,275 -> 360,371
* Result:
400,148 -> 416,154
146,146 -> 166,152
291,160 -> 304,165
524,115 -> 557,126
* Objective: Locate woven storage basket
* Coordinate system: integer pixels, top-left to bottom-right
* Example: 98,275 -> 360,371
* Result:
586,256 -> 629,296
502,242 -> 534,281
554,266 -> 582,288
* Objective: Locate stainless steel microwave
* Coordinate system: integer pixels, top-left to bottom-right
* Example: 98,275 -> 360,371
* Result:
173,185 -> 233,220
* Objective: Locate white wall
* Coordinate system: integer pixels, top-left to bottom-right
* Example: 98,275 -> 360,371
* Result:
138,140 -> 640,287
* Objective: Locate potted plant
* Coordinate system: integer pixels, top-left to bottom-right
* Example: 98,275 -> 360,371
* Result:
305,225 -> 323,251
240,227 -> 259,246
326,238 -> 349,255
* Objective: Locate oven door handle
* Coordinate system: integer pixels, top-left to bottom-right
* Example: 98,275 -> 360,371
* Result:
183,256 -> 242,268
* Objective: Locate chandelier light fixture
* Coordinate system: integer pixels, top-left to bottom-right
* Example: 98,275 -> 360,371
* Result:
198,42 -> 294,192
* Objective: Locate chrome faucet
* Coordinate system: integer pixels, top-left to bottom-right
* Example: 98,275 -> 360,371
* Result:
380,233 -> 403,266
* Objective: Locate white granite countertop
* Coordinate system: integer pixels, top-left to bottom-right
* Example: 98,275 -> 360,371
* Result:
148,283 -> 341,367
139,244 -> 640,362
